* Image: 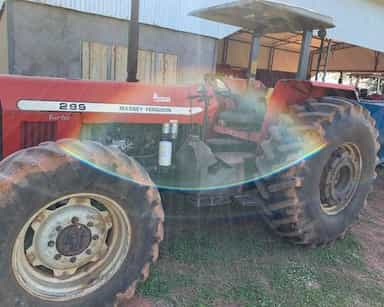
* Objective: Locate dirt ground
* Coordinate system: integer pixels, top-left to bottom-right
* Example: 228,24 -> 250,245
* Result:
124,176 -> 384,307
352,175 -> 384,280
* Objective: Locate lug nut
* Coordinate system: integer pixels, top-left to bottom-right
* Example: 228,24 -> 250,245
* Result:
54,254 -> 62,261
48,241 -> 55,247
92,234 -> 99,241
87,222 -> 94,227
70,257 -> 77,263
86,249 -> 92,255
71,217 -> 79,224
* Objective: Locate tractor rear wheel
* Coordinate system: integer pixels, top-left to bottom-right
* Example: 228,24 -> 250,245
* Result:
0,139 -> 164,307
258,97 -> 379,245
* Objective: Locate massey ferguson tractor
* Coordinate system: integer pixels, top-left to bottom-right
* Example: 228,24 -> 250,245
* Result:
0,1 -> 381,306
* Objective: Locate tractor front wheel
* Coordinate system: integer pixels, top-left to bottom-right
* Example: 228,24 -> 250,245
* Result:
259,97 -> 379,245
0,140 -> 164,307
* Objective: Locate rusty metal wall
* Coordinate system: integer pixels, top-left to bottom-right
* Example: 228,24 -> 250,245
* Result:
311,47 -> 383,73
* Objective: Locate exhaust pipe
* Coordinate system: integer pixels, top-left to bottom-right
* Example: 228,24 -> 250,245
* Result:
127,0 -> 140,82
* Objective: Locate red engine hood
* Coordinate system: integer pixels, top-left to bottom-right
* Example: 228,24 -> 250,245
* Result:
0,75 -> 220,156
0,74 -> 210,124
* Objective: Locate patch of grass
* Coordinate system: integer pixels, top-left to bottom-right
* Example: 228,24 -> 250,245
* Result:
305,235 -> 364,267
222,281 -> 275,307
137,219 -> 384,307
139,268 -> 195,298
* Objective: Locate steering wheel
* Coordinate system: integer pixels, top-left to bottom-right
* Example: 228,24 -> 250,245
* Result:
204,74 -> 232,97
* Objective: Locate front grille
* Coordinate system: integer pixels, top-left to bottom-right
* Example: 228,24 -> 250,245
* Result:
21,122 -> 57,148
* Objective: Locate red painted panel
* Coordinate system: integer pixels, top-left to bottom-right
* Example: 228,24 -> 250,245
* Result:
0,75 -> 218,156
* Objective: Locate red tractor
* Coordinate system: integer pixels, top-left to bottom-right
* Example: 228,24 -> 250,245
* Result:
0,1 -> 379,306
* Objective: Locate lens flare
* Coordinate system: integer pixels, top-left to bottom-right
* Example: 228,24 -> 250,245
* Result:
57,109 -> 327,193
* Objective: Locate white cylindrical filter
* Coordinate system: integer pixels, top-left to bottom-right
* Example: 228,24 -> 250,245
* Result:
169,120 -> 179,140
162,123 -> 171,135
158,140 -> 173,167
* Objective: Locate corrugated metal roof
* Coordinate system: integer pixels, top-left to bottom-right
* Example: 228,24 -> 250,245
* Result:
2,0 -> 384,52
1,0 -> 239,38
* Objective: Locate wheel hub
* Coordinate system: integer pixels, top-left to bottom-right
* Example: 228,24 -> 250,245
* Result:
26,200 -> 112,277
12,193 -> 131,302
320,143 -> 362,215
56,224 -> 92,257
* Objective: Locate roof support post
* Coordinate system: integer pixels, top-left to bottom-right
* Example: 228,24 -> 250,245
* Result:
248,33 -> 261,81
322,39 -> 332,82
267,48 -> 275,71
296,29 -> 313,80
315,29 -> 327,81
315,36 -> 325,81
127,0 -> 140,82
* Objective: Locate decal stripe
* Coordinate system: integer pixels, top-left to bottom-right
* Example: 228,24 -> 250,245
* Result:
17,100 -> 203,115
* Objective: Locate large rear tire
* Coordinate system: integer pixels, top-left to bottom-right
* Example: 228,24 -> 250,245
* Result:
258,97 -> 379,245
0,139 -> 164,307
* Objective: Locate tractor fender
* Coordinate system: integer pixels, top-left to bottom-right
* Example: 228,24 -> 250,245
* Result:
261,79 -> 358,136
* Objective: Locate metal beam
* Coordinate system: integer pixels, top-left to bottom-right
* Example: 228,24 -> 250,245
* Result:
223,38 -> 229,64
248,34 -> 261,80
374,51 -> 380,72
311,42 -> 355,55
271,33 -> 298,47
296,30 -> 313,80
273,37 -> 302,48
263,34 -> 319,49
236,30 -> 320,49
227,37 -> 301,54
322,39 -> 332,82
311,69 -> 384,73
127,0 -> 140,82
315,34 -> 325,81
267,48 -> 275,71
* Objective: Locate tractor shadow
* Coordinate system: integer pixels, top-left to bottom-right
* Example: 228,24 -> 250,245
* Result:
130,177 -> 384,306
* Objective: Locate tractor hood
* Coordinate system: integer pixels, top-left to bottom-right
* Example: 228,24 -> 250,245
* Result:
0,75 -> 211,156
0,75 -> 205,119
190,0 -> 335,34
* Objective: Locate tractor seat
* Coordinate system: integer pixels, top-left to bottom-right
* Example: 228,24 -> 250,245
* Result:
218,92 -> 267,131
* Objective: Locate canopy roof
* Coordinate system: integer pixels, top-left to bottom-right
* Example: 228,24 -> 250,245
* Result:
190,0 -> 335,34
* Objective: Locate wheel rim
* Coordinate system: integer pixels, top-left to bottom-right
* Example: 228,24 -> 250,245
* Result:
12,193 -> 131,302
320,143 -> 362,215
